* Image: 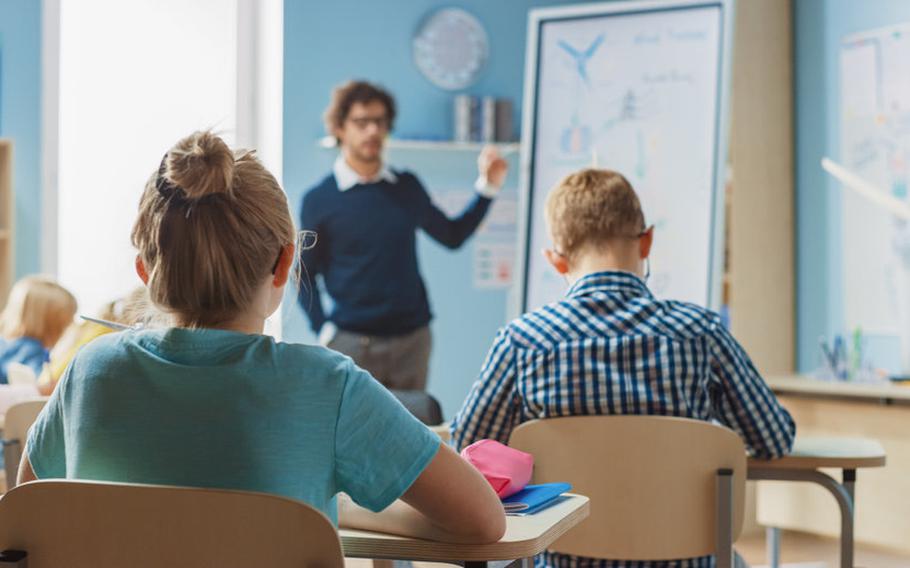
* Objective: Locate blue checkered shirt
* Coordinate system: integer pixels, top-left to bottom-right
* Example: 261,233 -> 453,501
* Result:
450,271 -> 795,568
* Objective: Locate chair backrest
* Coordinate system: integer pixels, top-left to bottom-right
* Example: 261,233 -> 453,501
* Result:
0,480 -> 344,568
509,416 -> 746,561
391,390 -> 443,425
2,398 -> 48,490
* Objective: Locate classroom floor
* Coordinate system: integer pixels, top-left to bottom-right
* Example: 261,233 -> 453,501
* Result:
343,530 -> 910,568
737,530 -> 910,568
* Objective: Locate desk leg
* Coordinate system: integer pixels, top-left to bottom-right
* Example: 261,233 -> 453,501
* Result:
843,469 -> 856,503
842,469 -> 856,568
748,469 -> 854,568
765,526 -> 780,568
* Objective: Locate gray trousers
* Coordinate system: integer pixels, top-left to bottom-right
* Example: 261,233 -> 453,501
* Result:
324,325 -> 432,391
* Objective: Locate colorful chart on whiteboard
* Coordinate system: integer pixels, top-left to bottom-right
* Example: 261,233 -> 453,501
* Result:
520,3 -> 729,312
840,24 -> 910,371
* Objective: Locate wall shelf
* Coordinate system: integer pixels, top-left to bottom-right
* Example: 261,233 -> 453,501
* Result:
317,136 -> 521,155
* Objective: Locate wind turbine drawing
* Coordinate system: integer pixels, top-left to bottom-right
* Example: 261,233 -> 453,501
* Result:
557,34 -> 605,84
557,34 -> 605,156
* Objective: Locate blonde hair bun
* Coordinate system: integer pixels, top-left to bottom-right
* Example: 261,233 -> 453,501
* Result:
132,130 -> 295,328
164,131 -> 235,200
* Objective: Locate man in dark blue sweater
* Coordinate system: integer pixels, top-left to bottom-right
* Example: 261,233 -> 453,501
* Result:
299,81 -> 507,390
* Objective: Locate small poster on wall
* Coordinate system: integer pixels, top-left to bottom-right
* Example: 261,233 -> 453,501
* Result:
433,189 -> 518,290
474,242 -> 515,289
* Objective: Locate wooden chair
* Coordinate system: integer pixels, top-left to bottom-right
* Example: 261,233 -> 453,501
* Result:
509,416 -> 746,568
1,398 -> 48,491
0,480 -> 344,567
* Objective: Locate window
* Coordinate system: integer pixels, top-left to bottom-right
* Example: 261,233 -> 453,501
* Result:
51,0 -> 283,334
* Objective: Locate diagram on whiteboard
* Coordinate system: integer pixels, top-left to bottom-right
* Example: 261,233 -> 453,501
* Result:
841,25 -> 910,370
557,34 -> 604,84
556,34 -> 603,156
523,5 -> 725,311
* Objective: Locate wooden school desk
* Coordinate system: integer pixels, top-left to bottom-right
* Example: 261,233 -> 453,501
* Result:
340,493 -> 589,567
762,375 -> 910,555
748,437 -> 886,568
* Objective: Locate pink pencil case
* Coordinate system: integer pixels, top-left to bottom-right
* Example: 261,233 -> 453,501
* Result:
460,439 -> 534,498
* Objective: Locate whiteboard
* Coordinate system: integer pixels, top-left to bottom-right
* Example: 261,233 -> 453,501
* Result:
516,0 -> 733,313
840,23 -> 910,371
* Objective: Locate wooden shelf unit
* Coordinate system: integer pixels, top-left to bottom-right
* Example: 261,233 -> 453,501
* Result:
0,139 -> 13,310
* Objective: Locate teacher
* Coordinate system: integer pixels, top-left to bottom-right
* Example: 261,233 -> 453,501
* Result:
299,80 -> 507,391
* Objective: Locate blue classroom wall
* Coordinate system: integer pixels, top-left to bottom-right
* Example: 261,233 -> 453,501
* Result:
0,0 -> 42,278
794,0 -> 910,373
282,0 -> 604,417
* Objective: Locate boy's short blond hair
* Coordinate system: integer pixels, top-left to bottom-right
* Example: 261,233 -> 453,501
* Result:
545,168 -> 645,259
0,276 -> 77,347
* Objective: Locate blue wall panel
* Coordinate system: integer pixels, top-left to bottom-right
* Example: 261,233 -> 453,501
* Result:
0,0 -> 42,278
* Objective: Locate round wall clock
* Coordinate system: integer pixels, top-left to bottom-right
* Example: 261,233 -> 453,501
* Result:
413,8 -> 489,91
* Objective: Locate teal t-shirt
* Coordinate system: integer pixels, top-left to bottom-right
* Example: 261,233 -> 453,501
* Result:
27,328 -> 440,523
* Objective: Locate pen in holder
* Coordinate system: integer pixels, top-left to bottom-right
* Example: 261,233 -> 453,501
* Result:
817,334 -> 850,381
818,336 -> 837,381
817,330 -> 878,382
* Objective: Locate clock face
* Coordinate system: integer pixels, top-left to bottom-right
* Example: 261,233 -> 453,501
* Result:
413,8 -> 489,91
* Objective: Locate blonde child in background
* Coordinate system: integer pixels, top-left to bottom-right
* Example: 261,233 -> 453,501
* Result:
39,287 -> 155,395
0,276 -> 77,384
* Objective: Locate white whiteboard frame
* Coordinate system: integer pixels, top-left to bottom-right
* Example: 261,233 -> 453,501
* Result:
513,0 -> 735,317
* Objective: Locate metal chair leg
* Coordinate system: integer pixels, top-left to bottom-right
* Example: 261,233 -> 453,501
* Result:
716,468 -> 734,568
765,526 -> 781,568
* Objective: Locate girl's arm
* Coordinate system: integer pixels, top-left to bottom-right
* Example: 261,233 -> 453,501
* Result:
17,448 -> 38,485
339,442 -> 506,543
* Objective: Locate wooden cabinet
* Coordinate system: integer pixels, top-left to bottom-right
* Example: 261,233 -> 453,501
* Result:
729,0 -> 794,374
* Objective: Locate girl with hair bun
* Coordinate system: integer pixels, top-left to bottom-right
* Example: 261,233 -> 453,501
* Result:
20,131 -> 505,543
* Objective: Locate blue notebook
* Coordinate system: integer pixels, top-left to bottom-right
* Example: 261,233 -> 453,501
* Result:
501,482 -> 571,516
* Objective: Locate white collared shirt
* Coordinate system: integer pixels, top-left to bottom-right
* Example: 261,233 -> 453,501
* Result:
332,155 -> 501,198
333,156 -> 398,192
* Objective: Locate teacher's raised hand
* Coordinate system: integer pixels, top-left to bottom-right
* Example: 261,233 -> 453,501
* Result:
477,145 -> 509,191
